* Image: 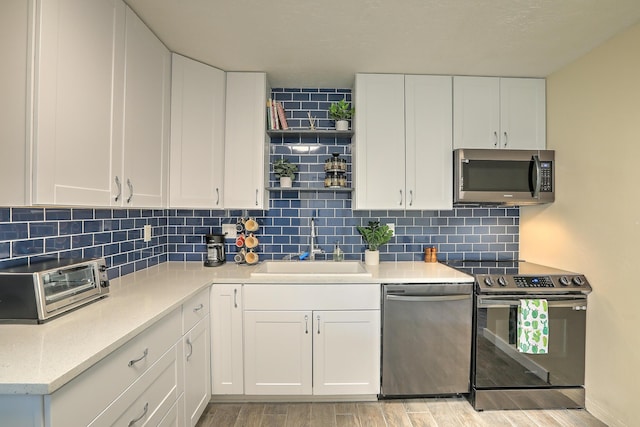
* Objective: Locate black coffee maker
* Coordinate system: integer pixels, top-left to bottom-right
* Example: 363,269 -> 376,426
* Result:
204,234 -> 226,267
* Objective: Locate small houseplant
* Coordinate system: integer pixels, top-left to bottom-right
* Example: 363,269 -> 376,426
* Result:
273,158 -> 298,188
356,220 -> 393,265
328,99 -> 354,131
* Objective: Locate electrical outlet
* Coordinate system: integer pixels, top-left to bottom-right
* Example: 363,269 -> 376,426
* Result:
386,223 -> 395,236
143,224 -> 152,242
222,224 -> 237,239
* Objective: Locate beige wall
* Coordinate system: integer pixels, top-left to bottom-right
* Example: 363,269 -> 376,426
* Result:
521,22 -> 640,427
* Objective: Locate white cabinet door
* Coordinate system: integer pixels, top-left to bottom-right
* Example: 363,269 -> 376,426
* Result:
210,285 -> 244,395
453,76 -> 501,149
313,310 -> 380,395
184,317 -> 210,427
1,0 -> 33,206
355,73 -> 453,210
243,310 -> 313,395
500,78 -> 546,150
405,75 -> 453,210
223,72 -> 268,209
354,73 -> 406,210
120,6 -> 170,208
34,0 -> 126,206
453,76 -> 546,150
170,54 -> 226,208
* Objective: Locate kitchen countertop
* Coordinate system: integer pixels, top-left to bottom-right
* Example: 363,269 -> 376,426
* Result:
0,261 -> 472,396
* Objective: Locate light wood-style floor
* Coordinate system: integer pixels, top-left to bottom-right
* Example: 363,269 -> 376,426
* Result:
195,397 -> 607,427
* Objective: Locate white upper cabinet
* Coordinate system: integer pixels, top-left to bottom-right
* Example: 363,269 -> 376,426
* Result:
223,72 -> 268,210
33,0 -> 169,208
405,74 -> 453,210
354,73 -> 453,210
354,74 -> 406,210
0,0 -> 33,206
170,54 -> 226,209
120,7 -> 170,208
453,76 -> 546,150
34,0 -> 126,206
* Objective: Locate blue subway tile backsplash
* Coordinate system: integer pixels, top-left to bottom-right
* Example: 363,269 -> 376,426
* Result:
0,88 -> 519,278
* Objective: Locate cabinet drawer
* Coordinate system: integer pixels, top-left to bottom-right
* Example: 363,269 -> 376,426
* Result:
183,288 -> 210,333
88,343 -> 183,427
243,284 -> 380,310
47,308 -> 181,427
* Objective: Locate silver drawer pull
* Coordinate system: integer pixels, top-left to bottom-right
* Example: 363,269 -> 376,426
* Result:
193,303 -> 204,312
128,348 -> 148,367
128,402 -> 149,426
186,338 -> 193,361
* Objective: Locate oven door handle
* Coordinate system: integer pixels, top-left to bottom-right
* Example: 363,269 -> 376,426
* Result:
478,298 -> 587,309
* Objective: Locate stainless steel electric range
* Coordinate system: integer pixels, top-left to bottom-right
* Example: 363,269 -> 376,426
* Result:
447,260 -> 592,411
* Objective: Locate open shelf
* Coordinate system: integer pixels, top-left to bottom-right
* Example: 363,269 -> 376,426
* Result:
266,187 -> 353,193
267,129 -> 353,138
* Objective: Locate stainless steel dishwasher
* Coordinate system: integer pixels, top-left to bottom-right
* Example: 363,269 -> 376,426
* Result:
381,283 -> 473,397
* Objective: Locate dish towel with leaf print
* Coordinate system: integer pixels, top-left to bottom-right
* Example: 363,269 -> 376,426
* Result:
517,299 -> 549,354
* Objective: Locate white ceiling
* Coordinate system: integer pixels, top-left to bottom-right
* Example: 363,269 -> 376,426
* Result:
125,0 -> 640,88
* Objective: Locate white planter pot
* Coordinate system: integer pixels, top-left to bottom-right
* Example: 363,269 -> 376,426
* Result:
279,177 -> 292,188
364,249 -> 380,266
335,120 -> 349,131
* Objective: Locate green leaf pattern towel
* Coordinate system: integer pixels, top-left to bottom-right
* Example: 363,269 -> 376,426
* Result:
517,299 -> 549,354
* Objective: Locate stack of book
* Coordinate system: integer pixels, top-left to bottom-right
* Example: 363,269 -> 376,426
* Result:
267,98 -> 289,130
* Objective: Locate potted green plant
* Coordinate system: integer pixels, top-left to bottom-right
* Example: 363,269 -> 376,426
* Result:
356,220 -> 393,265
328,99 -> 354,131
273,158 -> 298,188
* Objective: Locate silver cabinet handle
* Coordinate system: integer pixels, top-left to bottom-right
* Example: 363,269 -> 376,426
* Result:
386,294 -> 470,302
503,131 -> 508,147
316,315 -> 321,334
114,176 -> 122,202
409,190 -> 413,206
233,288 -> 238,308
399,189 -> 403,206
193,303 -> 204,312
304,315 -> 309,334
216,188 -> 220,206
186,337 -> 193,361
128,402 -> 149,426
494,131 -> 498,147
255,189 -> 259,206
128,348 -> 148,367
126,178 -> 133,204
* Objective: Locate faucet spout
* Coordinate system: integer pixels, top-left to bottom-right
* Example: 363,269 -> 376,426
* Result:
309,217 -> 325,261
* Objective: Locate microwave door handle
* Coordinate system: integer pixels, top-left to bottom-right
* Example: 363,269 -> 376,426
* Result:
532,154 -> 542,198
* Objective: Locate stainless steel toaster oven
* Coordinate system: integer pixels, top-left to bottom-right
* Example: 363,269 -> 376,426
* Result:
0,258 -> 110,323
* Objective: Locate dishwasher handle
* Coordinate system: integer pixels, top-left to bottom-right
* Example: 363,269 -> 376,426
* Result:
385,294 -> 470,302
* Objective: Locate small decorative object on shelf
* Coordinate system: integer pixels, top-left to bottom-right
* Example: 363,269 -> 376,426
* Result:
307,111 -> 317,130
273,158 -> 298,188
329,99 -> 354,131
324,153 -> 348,188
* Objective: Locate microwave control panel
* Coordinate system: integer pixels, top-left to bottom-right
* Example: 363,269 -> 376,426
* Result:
540,162 -> 553,192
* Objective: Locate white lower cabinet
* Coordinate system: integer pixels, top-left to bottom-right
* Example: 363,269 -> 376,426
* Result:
210,284 -> 244,394
181,289 -> 211,427
244,309 -> 380,396
46,308 -> 183,427
242,284 -> 381,397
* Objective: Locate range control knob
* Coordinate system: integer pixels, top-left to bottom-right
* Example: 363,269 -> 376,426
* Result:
572,276 -> 585,286
498,276 -> 507,287
559,276 -> 571,286
483,277 -> 494,287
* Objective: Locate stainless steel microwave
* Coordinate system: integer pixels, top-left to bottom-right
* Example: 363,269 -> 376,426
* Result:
0,258 -> 109,323
454,148 -> 555,205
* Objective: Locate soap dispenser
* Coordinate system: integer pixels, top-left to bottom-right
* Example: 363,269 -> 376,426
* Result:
332,241 -> 344,262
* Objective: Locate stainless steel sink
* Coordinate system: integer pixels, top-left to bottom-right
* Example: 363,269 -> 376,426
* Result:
250,260 -> 372,277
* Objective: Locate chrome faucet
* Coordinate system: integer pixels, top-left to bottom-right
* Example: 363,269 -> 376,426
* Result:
309,217 -> 325,261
